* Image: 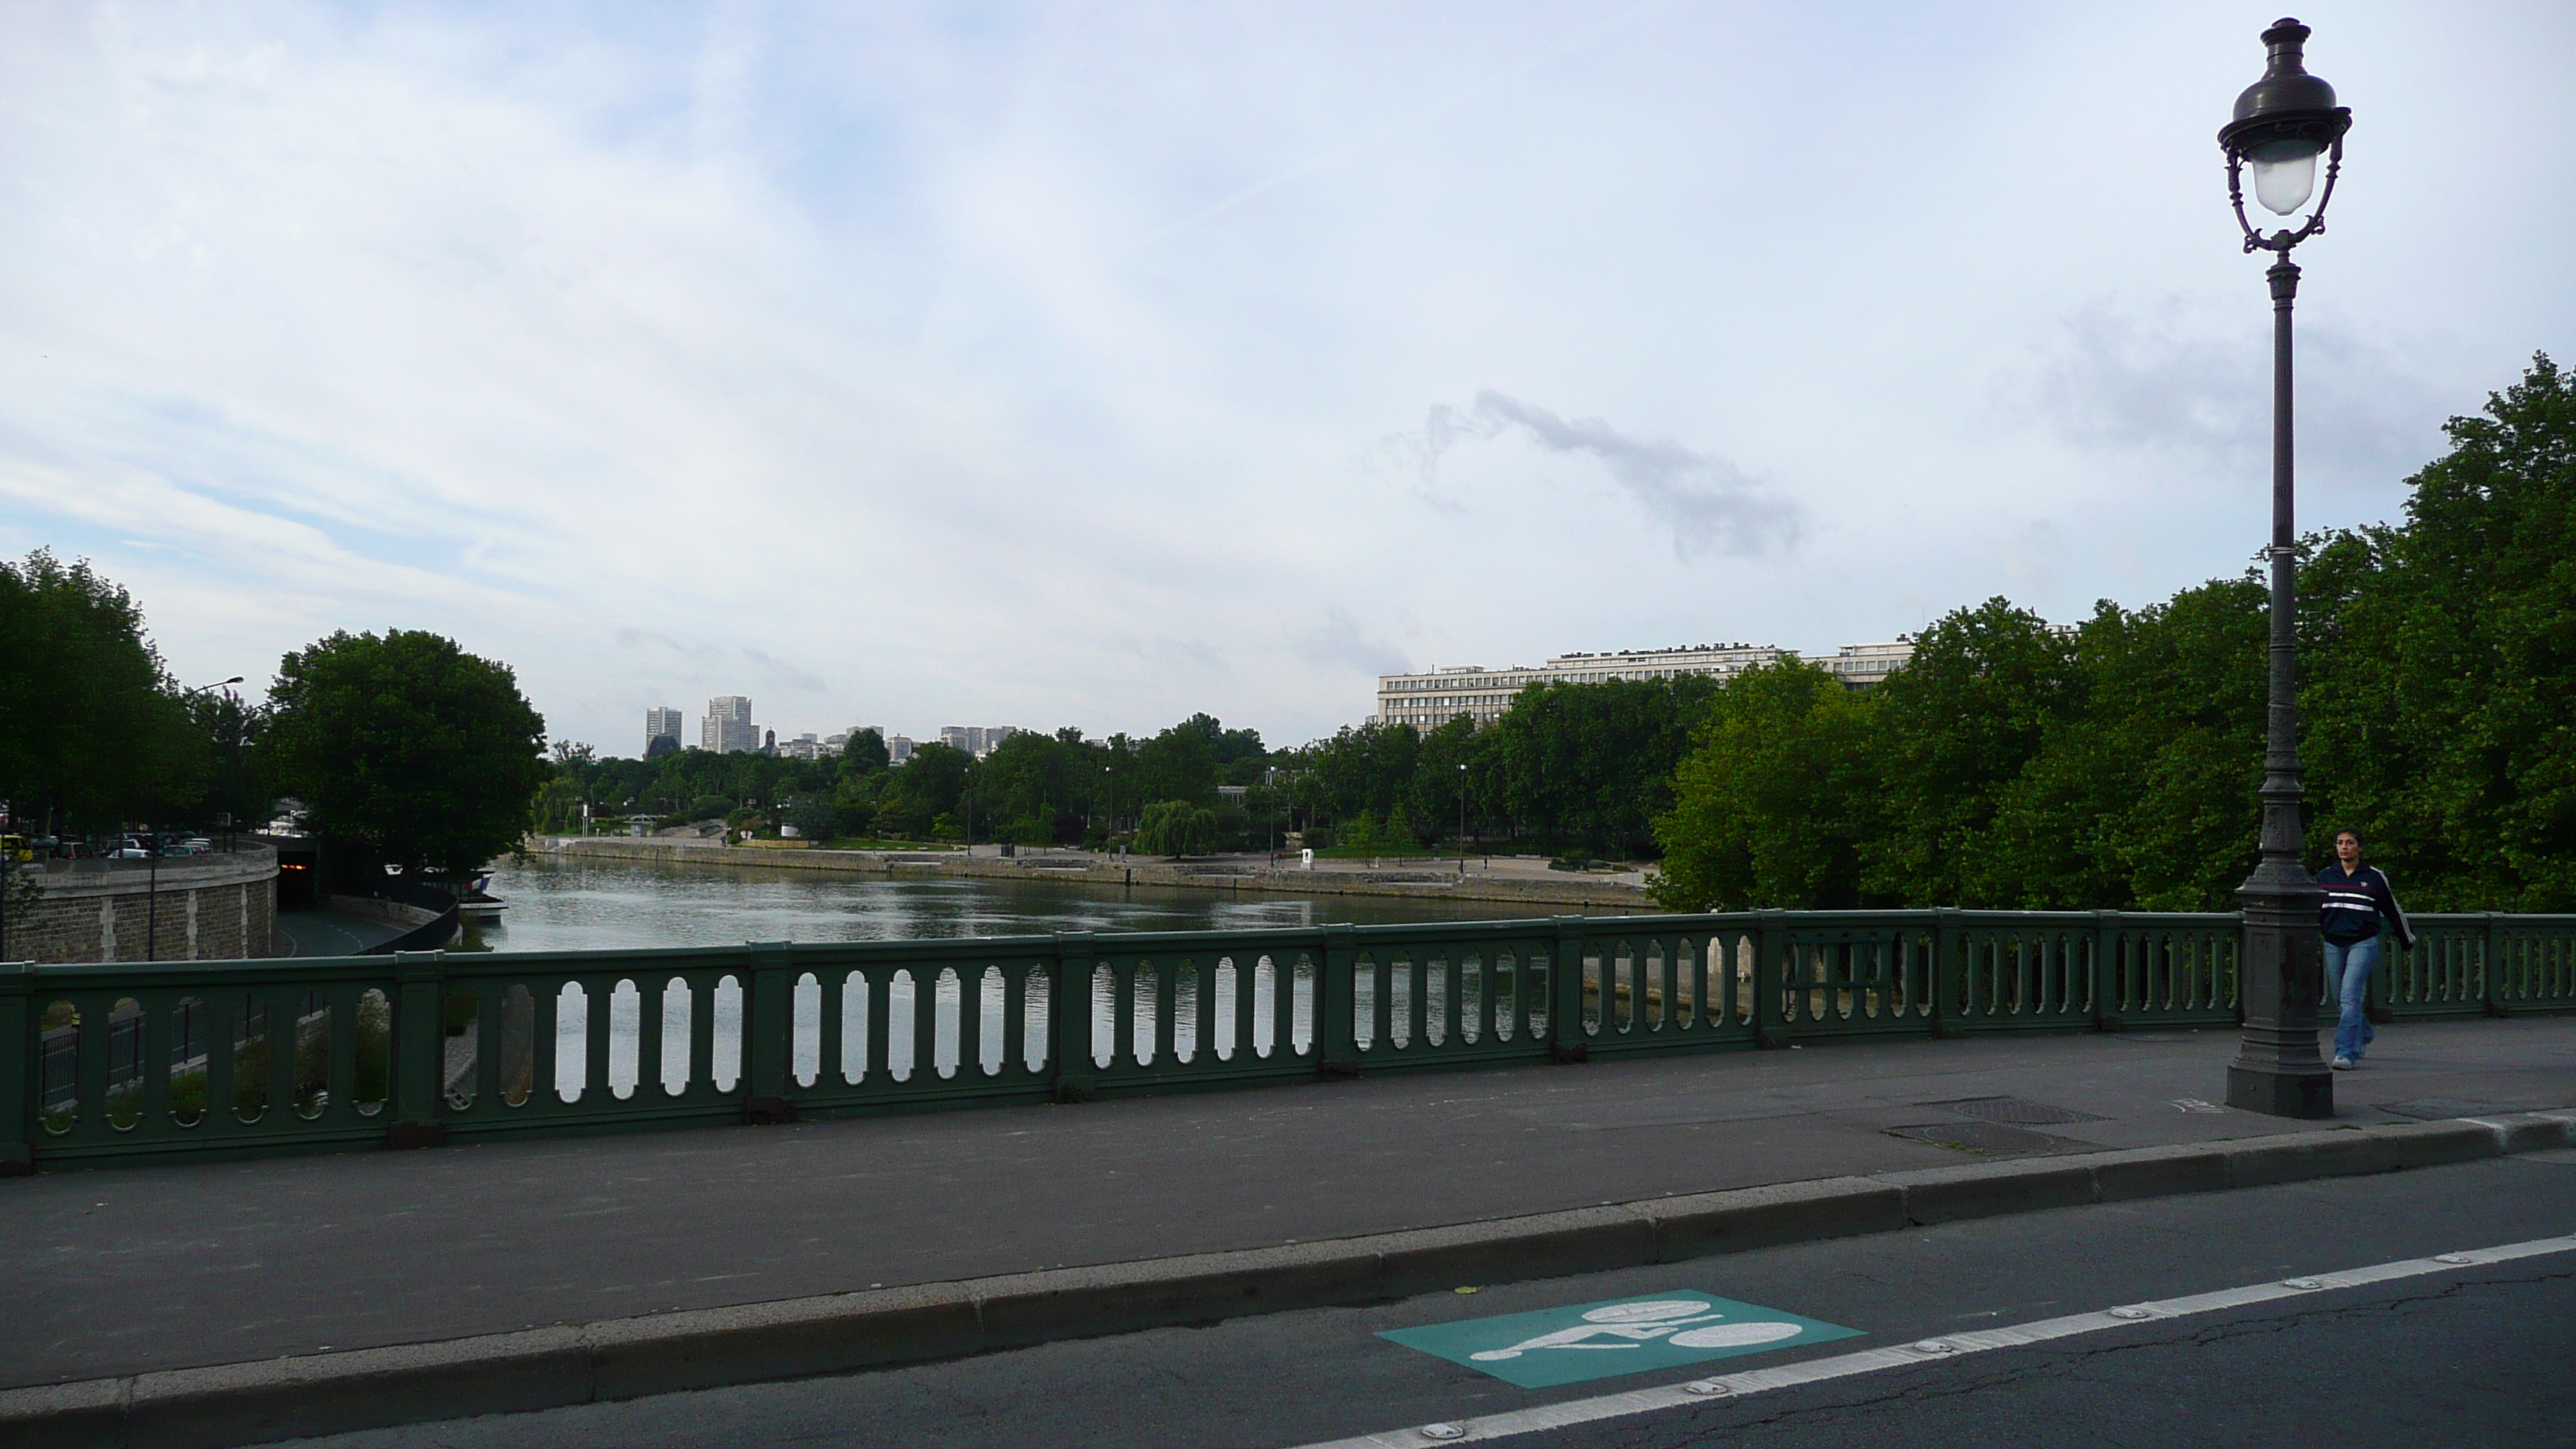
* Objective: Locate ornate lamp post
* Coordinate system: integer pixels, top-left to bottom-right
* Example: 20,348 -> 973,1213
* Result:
2219,18 -> 2349,1118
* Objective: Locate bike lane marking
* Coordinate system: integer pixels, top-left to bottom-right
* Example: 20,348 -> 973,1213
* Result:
1304,1231 -> 2576,1447
1378,1292 -> 1858,1390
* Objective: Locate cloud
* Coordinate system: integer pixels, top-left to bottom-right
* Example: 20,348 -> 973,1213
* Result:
2018,301 -> 2455,496
1293,607 -> 1410,677
741,646 -> 827,694
1387,391 -> 1801,559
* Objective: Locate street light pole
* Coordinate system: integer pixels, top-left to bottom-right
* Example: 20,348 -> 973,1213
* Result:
1458,762 -> 1468,876
2217,17 -> 2350,1119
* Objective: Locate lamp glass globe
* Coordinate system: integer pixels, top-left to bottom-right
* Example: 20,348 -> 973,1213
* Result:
2249,149 -> 2318,216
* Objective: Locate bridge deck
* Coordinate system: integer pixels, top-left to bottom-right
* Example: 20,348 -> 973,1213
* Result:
3,1016 -> 2567,1391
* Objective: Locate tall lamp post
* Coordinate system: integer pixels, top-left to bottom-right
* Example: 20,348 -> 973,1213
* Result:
1456,762 -> 1468,876
2218,17 -> 2349,1118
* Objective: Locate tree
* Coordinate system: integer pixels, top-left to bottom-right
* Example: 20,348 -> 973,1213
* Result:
841,728 -> 891,772
889,742 -> 971,821
266,629 -> 550,881
1859,599 -> 2082,906
0,550 -> 207,833
1978,584 -> 2265,909
1484,676 -> 1719,858
1136,800 -> 1217,857
1652,661 -> 1882,909
180,687 -> 272,834
2301,354 -> 2576,910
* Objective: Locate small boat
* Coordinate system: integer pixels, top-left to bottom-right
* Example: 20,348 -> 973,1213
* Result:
457,874 -> 508,919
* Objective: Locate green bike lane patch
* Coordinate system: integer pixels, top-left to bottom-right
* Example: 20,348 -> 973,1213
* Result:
1379,1290 -> 1862,1389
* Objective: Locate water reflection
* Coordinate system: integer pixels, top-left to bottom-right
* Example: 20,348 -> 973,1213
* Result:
468,853 -> 1558,953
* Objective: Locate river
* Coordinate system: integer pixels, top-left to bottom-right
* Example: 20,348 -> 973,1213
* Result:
452,855 -> 1566,1091
461,852 -> 1565,952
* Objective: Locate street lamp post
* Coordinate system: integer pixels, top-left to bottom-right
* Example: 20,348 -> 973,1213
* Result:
2218,17 -> 2350,1119
1457,763 -> 1468,876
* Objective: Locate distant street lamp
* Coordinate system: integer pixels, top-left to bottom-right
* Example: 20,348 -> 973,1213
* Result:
1457,762 -> 1469,876
2218,17 -> 2351,1119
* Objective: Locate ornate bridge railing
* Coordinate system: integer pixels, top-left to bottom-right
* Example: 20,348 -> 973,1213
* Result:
6,910 -> 2568,1171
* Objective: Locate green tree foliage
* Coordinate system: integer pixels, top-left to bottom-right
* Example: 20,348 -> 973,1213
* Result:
1653,355 -> 2575,913
2302,354 -> 2576,909
1485,676 -> 1721,858
1858,599 -> 2082,906
1982,584 -> 2267,909
183,688 -> 272,832
1650,661 -> 1880,910
267,629 -> 550,880
0,550 -> 207,832
841,728 -> 891,772
1136,800 -> 1217,857
889,742 -> 971,823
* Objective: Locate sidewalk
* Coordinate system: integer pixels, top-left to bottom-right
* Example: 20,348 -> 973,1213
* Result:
5,1017 -> 2568,1392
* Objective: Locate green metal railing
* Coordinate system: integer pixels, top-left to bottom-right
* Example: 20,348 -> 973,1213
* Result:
5,910 -> 2569,1171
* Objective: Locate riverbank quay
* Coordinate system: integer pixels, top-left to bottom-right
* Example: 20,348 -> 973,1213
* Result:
8,844 -> 278,965
535,835 -> 1654,910
0,1020 -> 2567,1449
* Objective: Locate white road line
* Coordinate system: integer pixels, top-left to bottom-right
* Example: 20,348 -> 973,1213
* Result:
1301,1231 -> 2576,1448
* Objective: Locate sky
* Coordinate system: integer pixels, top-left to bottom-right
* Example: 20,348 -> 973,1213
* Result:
5,2 -> 2572,756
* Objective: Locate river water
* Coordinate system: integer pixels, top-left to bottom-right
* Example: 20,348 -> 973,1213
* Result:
451,855 -> 1567,1094
462,853 -> 1564,952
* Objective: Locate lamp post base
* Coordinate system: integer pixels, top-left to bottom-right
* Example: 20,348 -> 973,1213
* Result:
2225,1060 -> 2334,1118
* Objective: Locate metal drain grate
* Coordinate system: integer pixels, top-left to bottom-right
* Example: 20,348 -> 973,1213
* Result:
1928,1095 -> 2108,1126
2372,1098 -> 2538,1122
1885,1122 -> 2059,1156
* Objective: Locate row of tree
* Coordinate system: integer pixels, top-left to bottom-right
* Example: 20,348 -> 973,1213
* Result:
1651,355 -> 2576,914
0,559 -> 550,886
546,714 -> 1278,849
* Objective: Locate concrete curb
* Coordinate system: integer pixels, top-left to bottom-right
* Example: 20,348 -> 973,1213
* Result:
8,1110 -> 2569,1449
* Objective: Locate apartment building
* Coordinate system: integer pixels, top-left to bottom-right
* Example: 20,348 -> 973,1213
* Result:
1372,638 -> 1918,729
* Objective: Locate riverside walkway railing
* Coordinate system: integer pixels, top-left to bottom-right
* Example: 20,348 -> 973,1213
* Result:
5,909 -> 2569,1172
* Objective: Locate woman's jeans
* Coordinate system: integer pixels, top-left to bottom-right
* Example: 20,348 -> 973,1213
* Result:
2324,935 -> 2382,1062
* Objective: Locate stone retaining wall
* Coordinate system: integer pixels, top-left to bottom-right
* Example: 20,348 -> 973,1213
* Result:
536,836 -> 1650,909
9,845 -> 280,964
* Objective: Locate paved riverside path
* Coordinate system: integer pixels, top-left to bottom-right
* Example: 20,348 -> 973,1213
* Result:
5,1018 -> 2569,1391
272,907 -> 406,957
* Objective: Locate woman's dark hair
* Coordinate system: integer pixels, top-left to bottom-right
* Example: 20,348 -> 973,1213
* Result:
2331,827 -> 2364,846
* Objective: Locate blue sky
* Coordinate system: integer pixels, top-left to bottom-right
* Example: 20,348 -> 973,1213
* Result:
5,2 -> 2571,755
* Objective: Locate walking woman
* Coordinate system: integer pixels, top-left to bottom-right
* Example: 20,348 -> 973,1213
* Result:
2317,829 -> 2413,1070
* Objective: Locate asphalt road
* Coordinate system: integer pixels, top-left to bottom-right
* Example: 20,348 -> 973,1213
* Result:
272,908 -> 405,957
271,1152 -> 2576,1449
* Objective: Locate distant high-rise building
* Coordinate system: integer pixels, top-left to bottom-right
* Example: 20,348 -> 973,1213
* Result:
937,725 -> 1022,759
887,735 -> 916,766
645,706 -> 683,754
704,696 -> 758,754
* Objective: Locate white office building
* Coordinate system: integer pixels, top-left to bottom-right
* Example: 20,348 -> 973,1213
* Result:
703,696 -> 759,754
1372,638 -> 1917,730
645,706 -> 684,753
